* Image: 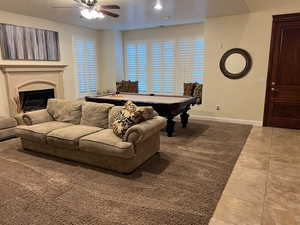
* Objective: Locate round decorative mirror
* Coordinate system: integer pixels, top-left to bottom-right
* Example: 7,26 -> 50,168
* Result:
220,48 -> 252,79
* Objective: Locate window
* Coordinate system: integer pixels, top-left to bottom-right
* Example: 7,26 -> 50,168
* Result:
125,38 -> 204,95
179,39 -> 205,84
152,41 -> 175,94
126,43 -> 147,93
73,36 -> 97,97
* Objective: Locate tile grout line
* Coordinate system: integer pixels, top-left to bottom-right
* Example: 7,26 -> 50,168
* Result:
259,127 -> 273,225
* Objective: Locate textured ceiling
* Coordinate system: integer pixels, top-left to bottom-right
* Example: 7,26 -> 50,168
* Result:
1,0 -> 299,30
0,0 -> 249,30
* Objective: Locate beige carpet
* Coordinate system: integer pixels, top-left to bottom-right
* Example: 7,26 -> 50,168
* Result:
0,120 -> 251,225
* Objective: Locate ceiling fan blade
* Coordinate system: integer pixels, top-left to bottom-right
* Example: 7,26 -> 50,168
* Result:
73,0 -> 83,5
98,9 -> 120,18
52,6 -> 75,9
100,5 -> 120,9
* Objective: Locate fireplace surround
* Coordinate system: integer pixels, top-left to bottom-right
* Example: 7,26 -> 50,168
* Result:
0,64 -> 67,116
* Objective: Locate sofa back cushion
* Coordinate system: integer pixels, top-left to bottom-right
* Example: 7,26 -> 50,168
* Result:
139,106 -> 158,120
47,99 -> 83,125
80,102 -> 114,128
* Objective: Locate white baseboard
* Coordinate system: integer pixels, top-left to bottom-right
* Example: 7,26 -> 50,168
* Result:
190,115 -> 263,127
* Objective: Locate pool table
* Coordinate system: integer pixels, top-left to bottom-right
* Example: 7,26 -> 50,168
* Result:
86,93 -> 198,137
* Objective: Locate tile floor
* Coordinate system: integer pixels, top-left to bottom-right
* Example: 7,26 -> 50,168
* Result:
209,126 -> 300,225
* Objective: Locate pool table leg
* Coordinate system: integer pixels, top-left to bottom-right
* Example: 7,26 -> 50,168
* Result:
166,117 -> 175,137
180,111 -> 189,128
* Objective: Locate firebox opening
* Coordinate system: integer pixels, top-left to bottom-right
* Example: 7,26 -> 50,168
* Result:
19,89 -> 55,112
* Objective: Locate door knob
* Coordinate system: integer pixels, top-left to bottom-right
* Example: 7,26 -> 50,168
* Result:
272,82 -> 276,85
271,88 -> 277,92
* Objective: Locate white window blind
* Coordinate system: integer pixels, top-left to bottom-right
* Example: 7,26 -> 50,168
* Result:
127,43 -> 147,93
178,39 -> 204,84
125,38 -> 204,95
73,37 -> 97,96
152,41 -> 175,94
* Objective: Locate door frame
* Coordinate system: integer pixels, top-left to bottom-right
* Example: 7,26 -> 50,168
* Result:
263,13 -> 300,126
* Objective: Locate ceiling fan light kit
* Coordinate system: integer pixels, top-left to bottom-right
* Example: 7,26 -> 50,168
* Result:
54,0 -> 164,21
70,0 -> 120,20
154,0 -> 163,10
81,9 -> 104,20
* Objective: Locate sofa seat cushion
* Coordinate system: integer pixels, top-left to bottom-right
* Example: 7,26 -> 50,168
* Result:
47,125 -> 102,150
0,127 -> 16,141
0,117 -> 17,130
79,129 -> 135,159
16,122 -> 72,143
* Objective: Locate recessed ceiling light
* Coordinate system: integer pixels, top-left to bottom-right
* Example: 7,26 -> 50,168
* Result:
154,0 -> 163,10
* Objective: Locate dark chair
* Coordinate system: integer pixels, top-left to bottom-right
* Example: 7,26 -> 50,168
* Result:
184,83 -> 202,104
116,80 -> 139,93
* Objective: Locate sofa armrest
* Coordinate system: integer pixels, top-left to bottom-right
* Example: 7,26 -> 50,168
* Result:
124,116 -> 166,144
23,109 -> 53,125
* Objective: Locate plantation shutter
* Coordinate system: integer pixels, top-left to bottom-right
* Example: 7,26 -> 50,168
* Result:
152,41 -> 176,94
73,36 -> 97,96
178,39 -> 205,84
127,43 -> 147,93
125,38 -> 204,95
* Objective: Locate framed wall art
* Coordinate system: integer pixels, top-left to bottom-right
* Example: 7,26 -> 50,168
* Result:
0,23 -> 60,61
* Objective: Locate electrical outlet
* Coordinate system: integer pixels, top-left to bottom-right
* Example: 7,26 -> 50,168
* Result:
216,105 -> 220,111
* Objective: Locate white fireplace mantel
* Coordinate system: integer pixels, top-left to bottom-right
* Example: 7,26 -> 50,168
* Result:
1,64 -> 67,116
0,64 -> 67,72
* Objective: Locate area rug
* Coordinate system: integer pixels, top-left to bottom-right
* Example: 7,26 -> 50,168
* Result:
0,120 -> 251,225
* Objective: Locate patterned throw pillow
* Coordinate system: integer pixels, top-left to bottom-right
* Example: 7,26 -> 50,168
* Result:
112,101 -> 143,138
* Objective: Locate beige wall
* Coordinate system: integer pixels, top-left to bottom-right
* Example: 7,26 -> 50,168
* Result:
98,30 -> 124,92
0,10 -> 101,117
123,23 -> 204,42
192,8 -> 300,123
190,11 -> 272,122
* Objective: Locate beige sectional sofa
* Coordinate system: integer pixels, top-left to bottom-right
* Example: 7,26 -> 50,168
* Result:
16,99 -> 166,173
0,117 -> 17,141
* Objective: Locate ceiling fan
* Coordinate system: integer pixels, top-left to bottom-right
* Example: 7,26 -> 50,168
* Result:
54,0 -> 120,19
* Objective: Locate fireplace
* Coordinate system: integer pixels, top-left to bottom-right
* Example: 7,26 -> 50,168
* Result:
19,89 -> 55,112
0,65 -> 66,116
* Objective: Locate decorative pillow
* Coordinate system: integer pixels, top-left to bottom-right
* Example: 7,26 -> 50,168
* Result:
109,106 -> 157,128
112,101 -> 143,138
108,106 -> 123,128
80,102 -> 114,128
